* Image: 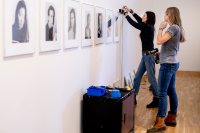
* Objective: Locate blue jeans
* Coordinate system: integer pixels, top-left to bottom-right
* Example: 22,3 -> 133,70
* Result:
157,63 -> 179,117
133,52 -> 158,97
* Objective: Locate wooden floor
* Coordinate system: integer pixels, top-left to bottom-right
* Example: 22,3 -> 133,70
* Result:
134,71 -> 200,133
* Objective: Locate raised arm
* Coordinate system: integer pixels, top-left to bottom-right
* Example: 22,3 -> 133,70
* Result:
125,15 -> 145,31
157,21 -> 171,45
127,8 -> 142,23
122,6 -> 145,30
132,13 -> 142,23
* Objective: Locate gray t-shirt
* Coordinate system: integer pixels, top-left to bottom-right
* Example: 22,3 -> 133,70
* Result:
160,24 -> 180,64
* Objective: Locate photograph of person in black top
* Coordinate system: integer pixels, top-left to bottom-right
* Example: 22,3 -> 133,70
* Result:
115,15 -> 119,37
107,16 -> 112,37
97,13 -> 103,38
12,0 -> 29,43
46,5 -> 57,41
85,12 -> 91,39
123,6 -> 159,108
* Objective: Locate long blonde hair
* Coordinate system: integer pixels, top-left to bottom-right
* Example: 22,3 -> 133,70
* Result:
166,7 -> 185,42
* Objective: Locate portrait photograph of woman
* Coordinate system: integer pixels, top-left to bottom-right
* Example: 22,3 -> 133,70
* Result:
97,13 -> 103,38
107,16 -> 112,37
68,7 -> 76,40
95,7 -> 105,45
12,0 -> 29,43
45,4 -> 57,41
40,0 -> 61,52
81,4 -> 94,47
4,0 -> 35,57
64,0 -> 81,49
114,12 -> 121,42
106,9 -> 114,43
85,12 -> 91,39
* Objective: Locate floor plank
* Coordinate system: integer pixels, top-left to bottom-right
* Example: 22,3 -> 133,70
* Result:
134,71 -> 200,133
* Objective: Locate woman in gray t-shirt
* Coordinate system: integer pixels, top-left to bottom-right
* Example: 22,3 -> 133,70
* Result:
147,7 -> 185,133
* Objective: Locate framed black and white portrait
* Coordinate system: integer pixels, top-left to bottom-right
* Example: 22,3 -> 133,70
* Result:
95,7 -> 105,45
114,12 -> 122,42
106,9 -> 114,43
81,3 -> 94,47
64,0 -> 81,49
4,0 -> 35,57
40,0 -> 61,52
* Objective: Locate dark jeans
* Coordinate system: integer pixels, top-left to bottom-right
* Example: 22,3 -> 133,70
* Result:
133,52 -> 158,97
157,63 -> 179,117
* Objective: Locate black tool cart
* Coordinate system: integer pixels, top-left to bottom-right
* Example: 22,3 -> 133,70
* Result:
82,88 -> 135,133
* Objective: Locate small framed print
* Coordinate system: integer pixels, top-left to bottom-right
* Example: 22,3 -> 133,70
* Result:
94,7 -> 105,45
81,3 -> 94,47
64,0 -> 81,49
106,9 -> 114,43
40,0 -> 61,52
4,0 -> 36,57
114,12 -> 122,42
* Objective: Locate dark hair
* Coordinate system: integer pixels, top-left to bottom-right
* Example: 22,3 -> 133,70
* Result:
14,0 -> 27,29
145,11 -> 156,26
48,5 -> 55,16
48,5 -> 55,24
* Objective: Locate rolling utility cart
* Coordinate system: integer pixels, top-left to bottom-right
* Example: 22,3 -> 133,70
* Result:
82,88 -> 135,133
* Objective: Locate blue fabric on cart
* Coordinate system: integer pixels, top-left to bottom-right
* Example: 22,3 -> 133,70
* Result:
87,86 -> 107,96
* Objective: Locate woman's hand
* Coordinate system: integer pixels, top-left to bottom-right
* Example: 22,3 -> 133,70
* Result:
129,9 -> 134,14
157,21 -> 171,45
123,6 -> 129,12
122,6 -> 129,16
159,21 -> 167,30
122,6 -> 133,13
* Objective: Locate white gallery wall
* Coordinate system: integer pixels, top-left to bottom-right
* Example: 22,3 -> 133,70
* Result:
0,0 -> 199,133
123,0 -> 200,76
0,0 -> 134,133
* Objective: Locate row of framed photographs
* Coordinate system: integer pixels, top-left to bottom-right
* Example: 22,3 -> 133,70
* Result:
4,0 -> 122,57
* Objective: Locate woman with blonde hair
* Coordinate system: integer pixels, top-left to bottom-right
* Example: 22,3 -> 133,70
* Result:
147,7 -> 185,133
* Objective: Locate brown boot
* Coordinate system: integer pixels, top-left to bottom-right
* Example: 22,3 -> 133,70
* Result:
165,111 -> 177,127
147,116 -> 166,133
